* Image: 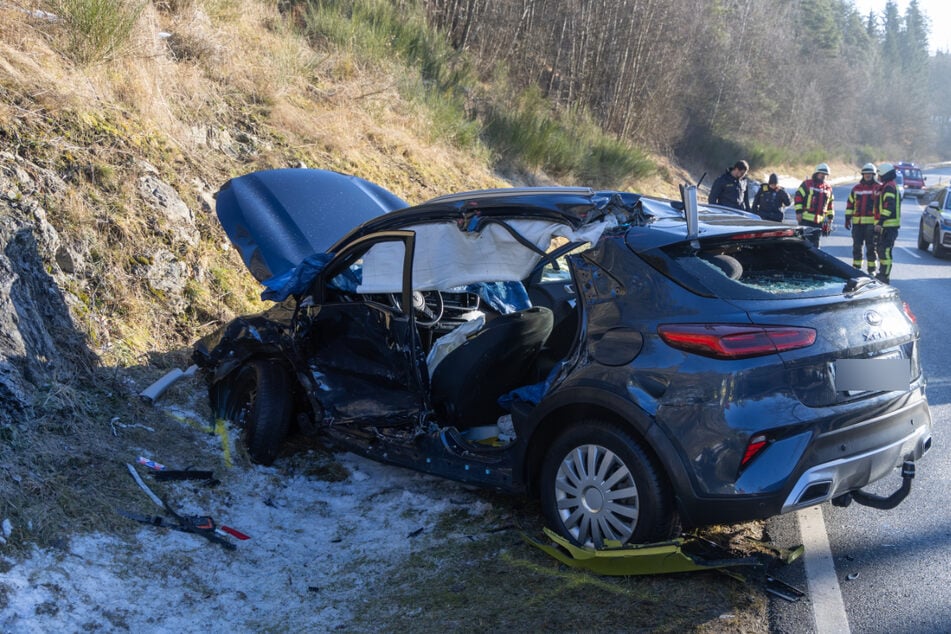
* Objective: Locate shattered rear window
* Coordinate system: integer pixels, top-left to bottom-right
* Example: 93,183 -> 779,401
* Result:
658,238 -> 859,300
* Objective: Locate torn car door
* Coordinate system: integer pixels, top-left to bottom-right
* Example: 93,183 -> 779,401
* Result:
295,231 -> 427,426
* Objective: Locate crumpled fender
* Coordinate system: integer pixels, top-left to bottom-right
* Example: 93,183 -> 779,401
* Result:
192,312 -> 294,384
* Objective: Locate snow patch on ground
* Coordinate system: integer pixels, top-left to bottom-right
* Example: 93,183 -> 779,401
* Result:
0,452 -> 491,631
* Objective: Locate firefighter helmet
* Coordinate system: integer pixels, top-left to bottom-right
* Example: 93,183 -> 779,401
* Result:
878,162 -> 894,176
861,163 -> 877,174
815,163 -> 831,175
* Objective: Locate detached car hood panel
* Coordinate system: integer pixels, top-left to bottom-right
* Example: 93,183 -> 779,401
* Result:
215,168 -> 409,284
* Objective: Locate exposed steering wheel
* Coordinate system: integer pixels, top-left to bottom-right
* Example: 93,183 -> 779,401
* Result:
389,290 -> 445,327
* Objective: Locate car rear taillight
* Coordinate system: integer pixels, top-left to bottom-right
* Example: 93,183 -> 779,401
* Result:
657,324 -> 816,359
741,433 -> 769,468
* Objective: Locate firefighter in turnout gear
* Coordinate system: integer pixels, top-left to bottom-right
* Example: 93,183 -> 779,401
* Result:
875,162 -> 901,283
794,163 -> 835,247
845,163 -> 880,276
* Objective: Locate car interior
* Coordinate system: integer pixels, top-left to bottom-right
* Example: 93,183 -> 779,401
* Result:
313,227 -> 586,430
429,306 -> 554,428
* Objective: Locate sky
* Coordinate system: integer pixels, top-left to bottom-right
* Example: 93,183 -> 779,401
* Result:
852,0 -> 951,54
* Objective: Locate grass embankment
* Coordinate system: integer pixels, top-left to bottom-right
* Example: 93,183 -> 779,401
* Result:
0,1 -> 771,629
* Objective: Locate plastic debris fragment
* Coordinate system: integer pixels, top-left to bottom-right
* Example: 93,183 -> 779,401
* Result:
524,528 -> 761,576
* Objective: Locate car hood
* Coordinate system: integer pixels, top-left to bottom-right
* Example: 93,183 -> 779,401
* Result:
215,168 -> 409,284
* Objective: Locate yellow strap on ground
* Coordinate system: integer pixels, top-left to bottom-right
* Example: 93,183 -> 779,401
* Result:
214,418 -> 233,468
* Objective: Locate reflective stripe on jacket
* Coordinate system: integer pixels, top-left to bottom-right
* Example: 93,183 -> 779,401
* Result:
794,178 -> 834,224
846,180 -> 879,224
877,180 -> 901,228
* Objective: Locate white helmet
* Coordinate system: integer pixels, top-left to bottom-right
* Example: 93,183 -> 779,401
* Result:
815,163 -> 831,175
878,162 -> 894,176
861,163 -> 877,174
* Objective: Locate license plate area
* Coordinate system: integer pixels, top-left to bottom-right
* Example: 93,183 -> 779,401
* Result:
835,352 -> 910,394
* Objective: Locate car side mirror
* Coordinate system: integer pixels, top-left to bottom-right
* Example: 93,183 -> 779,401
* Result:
928,201 -> 939,210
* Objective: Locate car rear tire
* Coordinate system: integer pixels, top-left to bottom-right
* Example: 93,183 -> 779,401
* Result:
539,421 -> 676,547
918,220 -> 929,251
935,226 -> 948,258
212,360 -> 293,465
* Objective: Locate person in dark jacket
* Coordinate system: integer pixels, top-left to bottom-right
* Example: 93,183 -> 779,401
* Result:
751,173 -> 791,222
708,160 -> 750,211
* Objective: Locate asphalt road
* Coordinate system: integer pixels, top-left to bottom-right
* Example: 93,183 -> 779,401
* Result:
768,166 -> 951,633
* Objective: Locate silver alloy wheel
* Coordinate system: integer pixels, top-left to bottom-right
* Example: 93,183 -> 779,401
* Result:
554,443 -> 640,547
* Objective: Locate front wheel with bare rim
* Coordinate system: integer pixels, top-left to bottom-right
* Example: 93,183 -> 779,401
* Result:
539,421 -> 676,547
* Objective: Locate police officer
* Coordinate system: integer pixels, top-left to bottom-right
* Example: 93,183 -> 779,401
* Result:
794,163 -> 835,247
875,162 -> 901,283
708,160 -> 751,211
751,173 -> 791,222
845,163 -> 879,276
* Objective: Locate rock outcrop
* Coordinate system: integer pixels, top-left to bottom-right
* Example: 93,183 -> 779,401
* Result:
0,157 -> 97,427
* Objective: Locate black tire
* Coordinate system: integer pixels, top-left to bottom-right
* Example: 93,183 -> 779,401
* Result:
918,220 -> 929,251
935,226 -> 948,259
212,360 -> 294,465
539,421 -> 676,547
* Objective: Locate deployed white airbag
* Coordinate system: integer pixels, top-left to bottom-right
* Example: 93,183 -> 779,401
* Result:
357,218 -> 613,293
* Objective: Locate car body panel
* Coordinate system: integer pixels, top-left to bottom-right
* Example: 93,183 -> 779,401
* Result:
195,169 -> 934,534
920,186 -> 951,254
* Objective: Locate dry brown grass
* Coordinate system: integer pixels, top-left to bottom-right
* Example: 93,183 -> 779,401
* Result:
0,3 -> 773,630
0,0 -> 509,555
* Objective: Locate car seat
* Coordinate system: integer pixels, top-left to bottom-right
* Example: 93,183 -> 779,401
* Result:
430,306 -> 554,428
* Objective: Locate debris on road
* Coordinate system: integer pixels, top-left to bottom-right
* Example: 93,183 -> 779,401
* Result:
525,528 -> 761,576
139,365 -> 198,404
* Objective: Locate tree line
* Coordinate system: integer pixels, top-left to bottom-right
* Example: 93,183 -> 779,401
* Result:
420,0 -> 948,169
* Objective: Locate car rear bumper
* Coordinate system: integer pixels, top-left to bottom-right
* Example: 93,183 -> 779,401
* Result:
779,416 -> 932,513
673,394 -> 932,527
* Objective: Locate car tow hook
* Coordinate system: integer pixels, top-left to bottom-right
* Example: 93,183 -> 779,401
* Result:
836,461 -> 916,511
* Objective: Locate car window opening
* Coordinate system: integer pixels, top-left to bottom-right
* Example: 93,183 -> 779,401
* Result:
315,220 -> 593,422
665,238 -> 858,299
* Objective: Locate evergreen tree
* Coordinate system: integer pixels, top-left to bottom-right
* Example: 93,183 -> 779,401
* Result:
901,0 -> 930,72
881,0 -> 901,73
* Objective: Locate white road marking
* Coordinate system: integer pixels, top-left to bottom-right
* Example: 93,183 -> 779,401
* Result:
797,506 -> 851,633
899,246 -> 922,260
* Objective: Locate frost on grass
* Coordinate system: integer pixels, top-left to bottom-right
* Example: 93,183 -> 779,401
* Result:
0,450 -> 496,631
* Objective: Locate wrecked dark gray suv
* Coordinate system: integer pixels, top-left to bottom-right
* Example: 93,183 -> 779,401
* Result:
193,168 -> 933,547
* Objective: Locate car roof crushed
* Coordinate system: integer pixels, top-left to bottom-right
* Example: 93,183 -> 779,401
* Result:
216,169 -> 802,302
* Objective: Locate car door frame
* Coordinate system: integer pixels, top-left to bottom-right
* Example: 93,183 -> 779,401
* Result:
297,229 -> 429,426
